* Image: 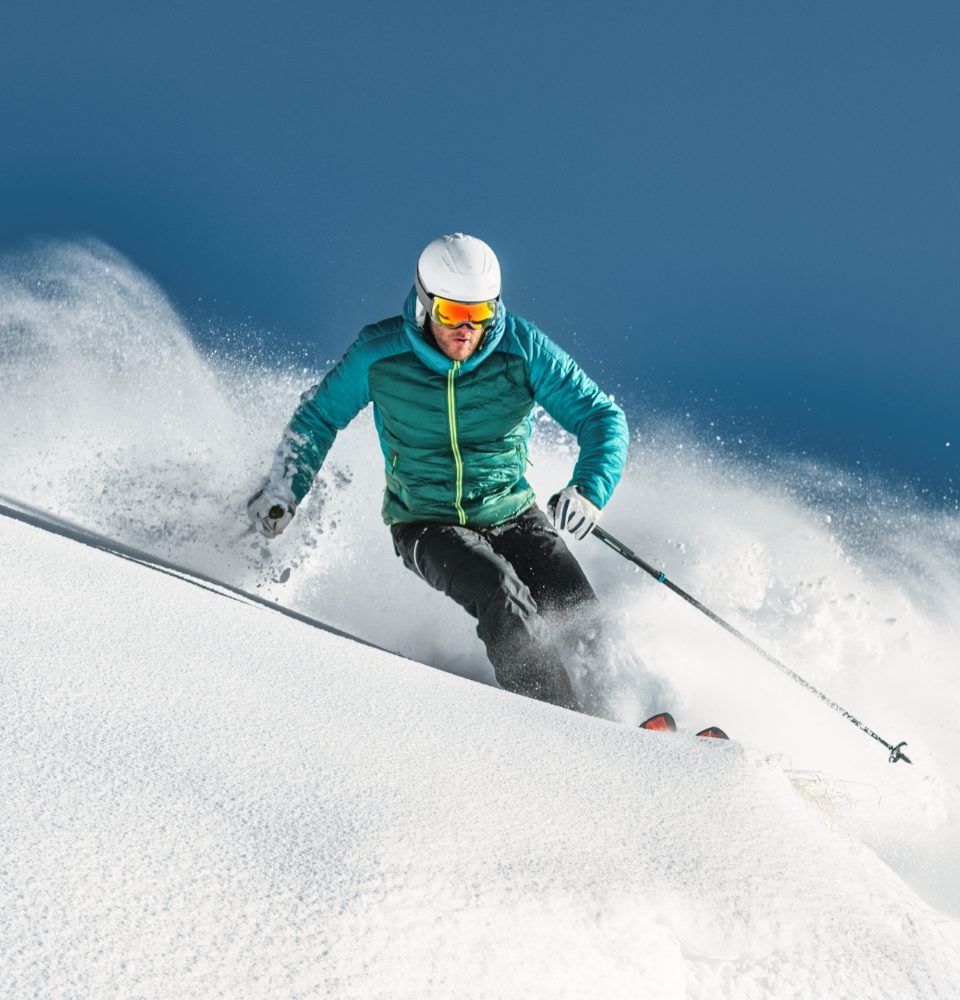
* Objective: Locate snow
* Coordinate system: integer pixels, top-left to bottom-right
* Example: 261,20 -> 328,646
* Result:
3,509 -> 959,999
2,240 -> 960,997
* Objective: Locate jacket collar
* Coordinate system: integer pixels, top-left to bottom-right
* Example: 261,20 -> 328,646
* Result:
401,287 -> 506,374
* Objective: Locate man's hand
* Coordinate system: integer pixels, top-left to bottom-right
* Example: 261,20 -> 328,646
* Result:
548,486 -> 601,541
247,486 -> 296,539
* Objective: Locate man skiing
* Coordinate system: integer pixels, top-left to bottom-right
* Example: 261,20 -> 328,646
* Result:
248,233 -> 628,712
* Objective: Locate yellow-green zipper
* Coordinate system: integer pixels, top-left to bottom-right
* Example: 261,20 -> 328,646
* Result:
446,362 -> 466,525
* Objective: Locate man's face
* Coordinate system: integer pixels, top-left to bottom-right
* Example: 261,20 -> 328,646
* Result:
429,317 -> 485,362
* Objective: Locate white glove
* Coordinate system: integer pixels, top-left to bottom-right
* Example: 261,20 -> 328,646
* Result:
549,486 -> 601,540
247,485 -> 296,538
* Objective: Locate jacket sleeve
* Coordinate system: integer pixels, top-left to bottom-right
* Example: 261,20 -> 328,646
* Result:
268,336 -> 372,503
526,327 -> 629,509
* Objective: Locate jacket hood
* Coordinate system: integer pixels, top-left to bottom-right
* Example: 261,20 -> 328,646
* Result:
400,287 -> 506,375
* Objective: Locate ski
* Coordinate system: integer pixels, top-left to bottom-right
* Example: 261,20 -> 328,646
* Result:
696,726 -> 729,740
639,712 -> 677,732
639,713 -> 731,741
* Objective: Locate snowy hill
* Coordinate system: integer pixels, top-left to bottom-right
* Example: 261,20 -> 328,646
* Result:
2,504 -> 959,1000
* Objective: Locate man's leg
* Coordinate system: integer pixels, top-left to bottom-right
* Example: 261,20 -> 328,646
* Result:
484,506 -> 597,616
391,521 -> 580,710
485,507 -> 611,714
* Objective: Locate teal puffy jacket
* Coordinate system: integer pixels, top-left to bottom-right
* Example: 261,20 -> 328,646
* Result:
269,289 -> 628,528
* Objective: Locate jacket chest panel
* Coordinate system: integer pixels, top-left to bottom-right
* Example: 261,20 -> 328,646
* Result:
455,357 -> 534,445
369,352 -> 533,448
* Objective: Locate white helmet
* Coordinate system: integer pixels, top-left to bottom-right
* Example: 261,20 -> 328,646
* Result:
415,234 -> 501,312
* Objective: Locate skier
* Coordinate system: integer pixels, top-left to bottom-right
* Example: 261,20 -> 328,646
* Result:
248,233 -> 628,711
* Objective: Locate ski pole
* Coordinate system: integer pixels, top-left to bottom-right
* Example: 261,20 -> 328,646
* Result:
592,524 -> 911,765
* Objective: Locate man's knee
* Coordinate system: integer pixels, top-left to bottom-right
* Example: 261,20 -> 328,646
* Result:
392,522 -> 537,623
490,508 -> 597,614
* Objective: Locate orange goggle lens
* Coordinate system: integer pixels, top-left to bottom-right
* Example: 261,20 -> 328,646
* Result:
431,297 -> 497,329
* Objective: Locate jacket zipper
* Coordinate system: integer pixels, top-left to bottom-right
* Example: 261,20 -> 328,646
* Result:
446,362 -> 467,525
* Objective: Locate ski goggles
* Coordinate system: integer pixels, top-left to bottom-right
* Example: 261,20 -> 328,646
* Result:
430,296 -> 498,330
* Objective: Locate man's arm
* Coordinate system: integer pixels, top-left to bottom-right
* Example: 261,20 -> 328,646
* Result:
267,336 -> 373,503
525,326 -> 628,509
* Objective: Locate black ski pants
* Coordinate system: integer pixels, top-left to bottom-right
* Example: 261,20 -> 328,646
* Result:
391,506 -> 597,711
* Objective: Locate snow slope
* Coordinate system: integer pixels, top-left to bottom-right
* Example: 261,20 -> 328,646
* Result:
2,508 -> 959,1000
2,240 -> 960,996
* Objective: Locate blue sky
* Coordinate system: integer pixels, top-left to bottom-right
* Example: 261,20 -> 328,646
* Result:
2,2 -> 957,492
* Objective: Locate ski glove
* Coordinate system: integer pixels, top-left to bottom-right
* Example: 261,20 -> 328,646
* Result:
247,486 -> 296,539
548,486 -> 601,541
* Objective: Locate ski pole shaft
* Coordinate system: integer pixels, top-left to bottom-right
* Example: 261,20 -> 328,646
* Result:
592,525 -> 911,765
